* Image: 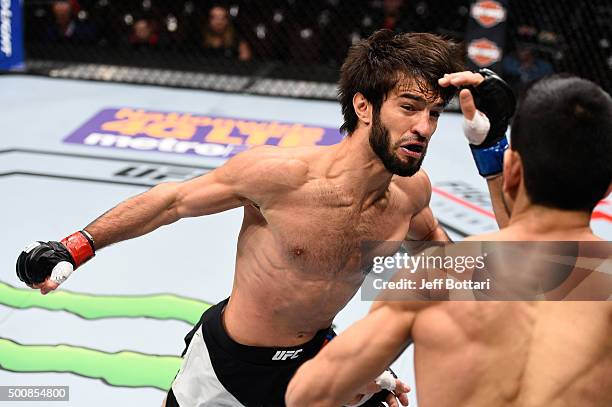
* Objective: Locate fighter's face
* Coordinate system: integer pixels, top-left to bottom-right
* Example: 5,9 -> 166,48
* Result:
370,81 -> 444,177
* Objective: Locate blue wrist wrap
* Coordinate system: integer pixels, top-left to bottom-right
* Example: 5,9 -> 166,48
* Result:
470,137 -> 508,178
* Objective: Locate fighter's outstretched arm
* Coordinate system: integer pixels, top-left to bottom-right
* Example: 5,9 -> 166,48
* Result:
16,146 -> 300,293
81,177 -> 229,250
86,145 -> 300,248
87,160 -> 239,248
285,301 -> 422,407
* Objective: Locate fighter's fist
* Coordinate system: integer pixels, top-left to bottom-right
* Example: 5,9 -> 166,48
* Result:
16,231 -> 95,293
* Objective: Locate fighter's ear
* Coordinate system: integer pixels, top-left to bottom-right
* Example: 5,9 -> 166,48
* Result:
353,92 -> 372,126
502,148 -> 522,193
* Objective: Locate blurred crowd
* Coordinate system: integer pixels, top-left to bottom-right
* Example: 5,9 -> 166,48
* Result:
25,0 -> 612,93
26,0 -> 470,64
502,0 -> 611,94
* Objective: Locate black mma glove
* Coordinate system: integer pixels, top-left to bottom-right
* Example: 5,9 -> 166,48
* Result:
463,68 -> 516,178
16,231 -> 95,286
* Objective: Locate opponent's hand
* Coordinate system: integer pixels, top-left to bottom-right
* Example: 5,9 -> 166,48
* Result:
383,379 -> 410,407
345,377 -> 410,407
16,231 -> 95,295
438,69 -> 516,178
439,72 -> 490,145
439,70 -> 508,113
438,70 -> 484,90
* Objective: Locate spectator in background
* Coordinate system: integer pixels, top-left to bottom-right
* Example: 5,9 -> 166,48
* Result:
46,0 -> 97,44
201,5 -> 251,61
503,44 -> 553,93
369,0 -> 433,35
381,0 -> 404,31
128,17 -> 161,50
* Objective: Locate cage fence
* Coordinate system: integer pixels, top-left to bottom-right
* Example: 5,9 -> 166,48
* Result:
20,0 -> 612,100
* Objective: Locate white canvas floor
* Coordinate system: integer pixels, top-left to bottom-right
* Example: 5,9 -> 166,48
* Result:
1,75 -> 609,407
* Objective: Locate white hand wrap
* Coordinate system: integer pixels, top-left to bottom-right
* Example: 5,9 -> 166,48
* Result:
344,370 -> 396,406
50,261 -> 74,285
462,110 -> 491,146
375,370 -> 396,392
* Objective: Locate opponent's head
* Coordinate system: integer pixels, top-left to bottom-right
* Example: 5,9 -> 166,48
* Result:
339,30 -> 464,176
503,75 -> 612,212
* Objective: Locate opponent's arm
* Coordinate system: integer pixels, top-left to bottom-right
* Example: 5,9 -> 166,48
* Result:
285,302 -> 423,407
485,177 -> 510,228
439,70 -> 516,229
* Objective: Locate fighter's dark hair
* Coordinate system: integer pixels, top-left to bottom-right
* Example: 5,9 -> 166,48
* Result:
511,75 -> 612,211
338,30 -> 465,135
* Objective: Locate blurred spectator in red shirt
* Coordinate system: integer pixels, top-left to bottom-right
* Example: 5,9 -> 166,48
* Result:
382,0 -> 404,30
129,17 -> 160,49
46,0 -> 97,44
201,5 -> 251,61
363,0 -> 433,36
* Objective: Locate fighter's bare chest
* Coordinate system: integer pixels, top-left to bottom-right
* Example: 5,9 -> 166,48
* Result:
266,186 -> 412,267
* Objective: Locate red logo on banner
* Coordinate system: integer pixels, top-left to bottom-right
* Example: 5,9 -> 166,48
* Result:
468,38 -> 502,67
471,0 -> 507,28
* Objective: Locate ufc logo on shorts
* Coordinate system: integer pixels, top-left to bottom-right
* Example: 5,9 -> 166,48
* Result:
272,349 -> 303,361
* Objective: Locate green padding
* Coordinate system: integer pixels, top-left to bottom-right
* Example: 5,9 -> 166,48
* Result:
0,281 -> 211,325
0,338 -> 181,391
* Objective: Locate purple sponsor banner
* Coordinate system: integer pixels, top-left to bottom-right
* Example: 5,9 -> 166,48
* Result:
63,107 -> 344,159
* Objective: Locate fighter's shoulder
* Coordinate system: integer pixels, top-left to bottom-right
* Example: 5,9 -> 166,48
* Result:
222,146 -> 310,183
393,170 -> 432,193
392,170 -> 433,210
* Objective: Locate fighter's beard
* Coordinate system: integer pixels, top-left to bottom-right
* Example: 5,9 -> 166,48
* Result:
369,111 -> 425,177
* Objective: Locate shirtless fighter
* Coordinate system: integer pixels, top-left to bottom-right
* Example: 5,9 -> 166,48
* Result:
16,30 -> 511,407
286,76 -> 612,407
